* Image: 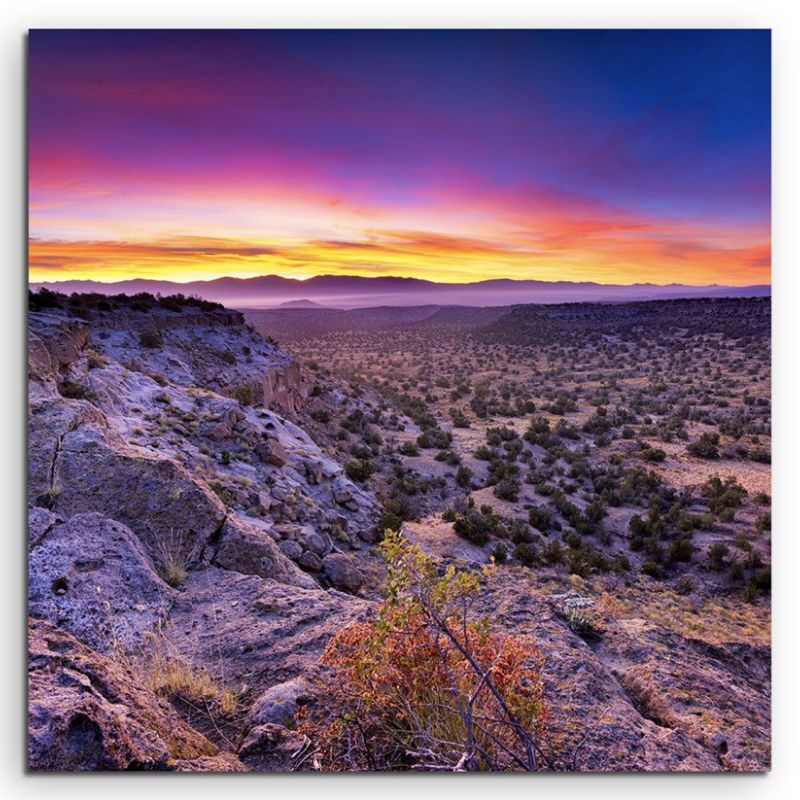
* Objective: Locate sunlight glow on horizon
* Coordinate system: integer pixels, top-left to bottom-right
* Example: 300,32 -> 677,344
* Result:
28,30 -> 771,287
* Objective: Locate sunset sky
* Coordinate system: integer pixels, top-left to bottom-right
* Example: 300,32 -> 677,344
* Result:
28,29 -> 771,286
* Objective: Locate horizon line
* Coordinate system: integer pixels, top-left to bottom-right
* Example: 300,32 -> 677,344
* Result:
28,273 -> 773,290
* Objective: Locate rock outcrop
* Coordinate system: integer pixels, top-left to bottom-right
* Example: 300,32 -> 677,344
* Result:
262,362 -> 308,412
29,512 -> 174,653
28,618 -> 234,771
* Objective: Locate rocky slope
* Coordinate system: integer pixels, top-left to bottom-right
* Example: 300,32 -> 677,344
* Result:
26,294 -> 769,772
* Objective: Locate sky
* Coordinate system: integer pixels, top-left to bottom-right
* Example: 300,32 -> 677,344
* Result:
28,29 -> 771,286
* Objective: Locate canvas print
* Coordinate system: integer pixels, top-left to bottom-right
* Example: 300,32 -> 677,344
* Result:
27,30 -> 771,772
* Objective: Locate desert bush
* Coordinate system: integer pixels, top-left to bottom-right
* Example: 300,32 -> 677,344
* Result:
232,384 -> 255,406
345,459 -> 375,483
128,629 -> 238,718
298,531 -> 548,771
687,432 -> 720,459
513,541 -> 539,568
58,381 -> 96,401
707,542 -> 730,571
399,441 -> 420,456
455,465 -> 473,488
377,511 -> 404,535
139,330 -> 163,349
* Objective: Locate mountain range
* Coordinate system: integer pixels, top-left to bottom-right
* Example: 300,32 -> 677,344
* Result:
29,274 -> 771,309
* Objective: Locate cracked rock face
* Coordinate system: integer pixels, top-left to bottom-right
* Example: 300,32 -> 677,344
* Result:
52,434 -> 227,568
27,303 -> 382,771
28,511 -> 175,653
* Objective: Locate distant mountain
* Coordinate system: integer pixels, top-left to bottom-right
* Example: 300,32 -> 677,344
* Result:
276,298 -> 328,309
29,273 -> 771,309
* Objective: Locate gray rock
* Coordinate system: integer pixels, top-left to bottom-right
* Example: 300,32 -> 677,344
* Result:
322,552 -> 364,593
298,550 -> 323,572
331,477 -> 353,505
28,512 -> 174,653
214,516 -> 316,589
237,724 -> 309,772
28,618 -> 221,771
254,436 -> 288,467
248,677 -> 312,728
304,460 -> 324,485
52,428 -> 226,568
278,539 -> 303,561
28,506 -> 61,548
297,526 -> 332,557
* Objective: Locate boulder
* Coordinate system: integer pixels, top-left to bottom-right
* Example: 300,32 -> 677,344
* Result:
322,553 -> 364,593
298,551 -> 323,572
28,512 -> 174,653
28,398 -> 108,504
254,436 -> 288,467
52,429 -> 226,567
331,477 -> 353,506
237,724 -> 309,772
278,540 -> 303,561
297,527 -> 332,557
201,406 -> 246,442
304,459 -> 324,485
213,515 -> 317,589
163,568 -> 373,701
28,618 -> 218,771
247,676 -> 313,728
28,313 -> 91,385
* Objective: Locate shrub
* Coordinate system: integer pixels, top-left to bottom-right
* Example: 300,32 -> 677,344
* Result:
641,562 -> 663,579
139,330 -> 163,349
377,511 -> 403,535
455,465 -> 473,488
566,608 -> 601,642
131,630 -> 238,718
494,476 -> 520,502
707,542 -> 730,571
513,541 -> 539,568
453,513 -> 489,546
668,538 -> 694,564
58,381 -> 96,401
85,348 -> 108,369
528,506 -> 552,532
298,531 -> 548,771
399,441 -> 420,456
687,432 -> 720,459
345,459 -> 375,483
492,542 -> 509,563
232,384 -> 255,406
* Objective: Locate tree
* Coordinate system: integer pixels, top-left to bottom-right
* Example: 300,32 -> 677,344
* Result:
299,531 -> 548,771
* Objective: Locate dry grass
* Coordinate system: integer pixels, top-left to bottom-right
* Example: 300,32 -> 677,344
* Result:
155,534 -> 189,588
115,626 -> 239,718
141,646 -> 239,717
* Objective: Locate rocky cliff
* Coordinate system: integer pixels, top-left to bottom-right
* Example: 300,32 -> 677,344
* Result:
27,297 -> 381,771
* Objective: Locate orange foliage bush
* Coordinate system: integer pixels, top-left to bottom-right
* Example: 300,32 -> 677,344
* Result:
298,530 -> 548,771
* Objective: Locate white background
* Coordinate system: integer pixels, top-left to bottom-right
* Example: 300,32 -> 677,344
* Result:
1,2 -> 797,798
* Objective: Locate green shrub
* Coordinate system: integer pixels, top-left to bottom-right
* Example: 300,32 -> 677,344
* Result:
345,459 -> 375,483
232,385 -> 255,406
139,330 -> 163,349
58,381 -> 96,401
513,542 -> 539,567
